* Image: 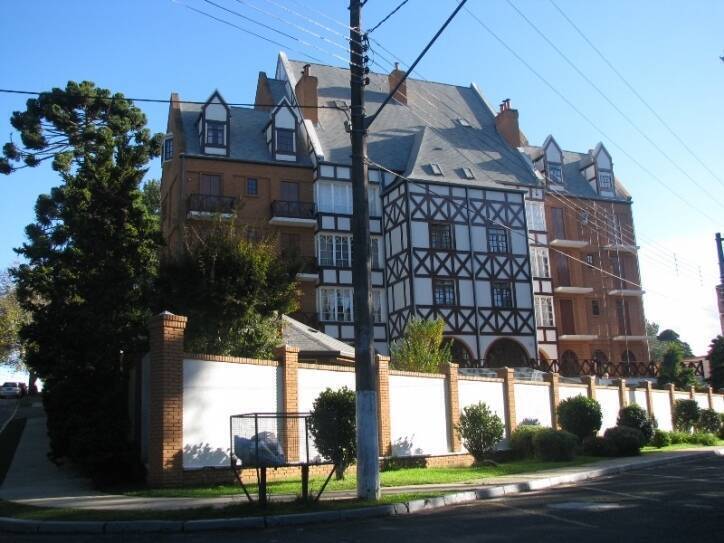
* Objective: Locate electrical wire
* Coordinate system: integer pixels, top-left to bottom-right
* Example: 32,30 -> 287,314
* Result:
368,0 -> 410,34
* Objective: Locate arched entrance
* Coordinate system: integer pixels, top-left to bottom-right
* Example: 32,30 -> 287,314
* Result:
560,350 -> 579,377
443,338 -> 475,368
484,338 -> 529,368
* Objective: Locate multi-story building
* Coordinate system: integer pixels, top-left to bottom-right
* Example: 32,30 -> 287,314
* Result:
522,136 -> 649,376
160,53 -> 557,366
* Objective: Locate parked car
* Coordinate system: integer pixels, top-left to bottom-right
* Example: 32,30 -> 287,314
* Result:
0,382 -> 23,399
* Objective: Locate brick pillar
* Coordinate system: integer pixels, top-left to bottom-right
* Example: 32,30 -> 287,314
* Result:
276,345 -> 299,462
668,383 -> 677,429
496,368 -> 517,437
148,311 -> 187,487
585,375 -> 597,401
689,386 -> 696,400
707,386 -> 714,409
544,373 -> 560,430
443,363 -> 461,452
618,379 -> 627,410
375,355 -> 392,457
644,381 -> 655,416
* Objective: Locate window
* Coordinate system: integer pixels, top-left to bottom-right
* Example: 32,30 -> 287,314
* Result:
457,118 -> 471,127
585,254 -> 596,267
534,296 -> 555,327
525,200 -> 546,231
317,234 -> 351,267
205,121 -> 225,146
372,289 -> 383,323
430,223 -> 453,250
316,181 -> 352,214
591,299 -> 601,316
319,288 -> 353,322
551,207 -> 566,239
492,281 -> 513,308
599,171 -> 613,191
433,278 -> 456,306
246,178 -> 258,196
276,128 -> 295,154
530,247 -> 550,278
579,210 -> 589,225
613,214 -> 624,245
163,137 -> 173,161
430,163 -> 443,176
370,237 -> 382,269
547,163 -> 563,184
200,174 -> 221,195
461,167 -> 475,180
368,185 -> 381,216
487,227 -> 508,254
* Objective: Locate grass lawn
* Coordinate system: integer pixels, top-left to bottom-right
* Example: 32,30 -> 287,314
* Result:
123,457 -> 600,499
643,439 -> 724,453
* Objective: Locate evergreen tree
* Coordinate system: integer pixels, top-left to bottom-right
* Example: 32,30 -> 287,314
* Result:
657,343 -> 696,389
2,81 -> 162,480
708,335 -> 724,391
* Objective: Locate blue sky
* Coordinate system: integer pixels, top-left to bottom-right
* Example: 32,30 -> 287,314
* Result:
1,0 -> 722,375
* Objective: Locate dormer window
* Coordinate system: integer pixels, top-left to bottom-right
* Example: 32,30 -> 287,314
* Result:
206,121 -> 225,146
430,163 -> 443,176
548,163 -> 563,184
599,172 -> 613,191
461,167 -> 475,179
276,128 -> 295,154
457,118 -> 471,127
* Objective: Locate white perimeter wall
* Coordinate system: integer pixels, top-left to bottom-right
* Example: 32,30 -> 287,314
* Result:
182,359 -> 279,469
713,394 -> 724,413
458,379 -> 507,437
514,383 -> 552,428
674,392 -> 690,402
694,393 -> 709,410
597,388 -> 620,434
559,385 -> 586,402
630,389 -> 648,413
389,374 -> 449,455
651,391 -> 672,431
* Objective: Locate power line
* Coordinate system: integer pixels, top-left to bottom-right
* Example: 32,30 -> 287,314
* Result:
547,0 -> 724,191
368,0 -> 410,33
504,0 -> 724,208
461,4 -> 721,226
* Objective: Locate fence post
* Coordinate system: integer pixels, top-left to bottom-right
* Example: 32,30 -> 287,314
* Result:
668,383 -> 677,429
443,362 -> 461,452
375,354 -> 392,457
689,385 -> 695,400
707,386 -> 714,409
147,311 -> 187,488
276,345 -> 300,462
644,381 -> 655,416
585,375 -> 597,401
618,378 -> 627,410
544,373 -> 560,430
496,368 -> 517,437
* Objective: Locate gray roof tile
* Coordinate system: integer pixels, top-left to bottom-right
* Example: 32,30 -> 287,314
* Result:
281,315 -> 354,358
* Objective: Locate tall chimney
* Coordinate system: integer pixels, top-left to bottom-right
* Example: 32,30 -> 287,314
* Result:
295,64 -> 319,124
388,62 -> 407,105
495,98 -> 522,148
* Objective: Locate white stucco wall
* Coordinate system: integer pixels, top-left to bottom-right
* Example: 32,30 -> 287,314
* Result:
182,359 -> 279,469
651,391 -> 673,431
458,378 -> 507,436
630,389 -> 648,413
674,392 -> 690,403
694,393 -> 709,411
297,367 -> 355,413
597,387 -> 620,434
559,385 -> 586,402
389,374 -> 449,456
712,394 -> 724,413
514,383 -> 552,427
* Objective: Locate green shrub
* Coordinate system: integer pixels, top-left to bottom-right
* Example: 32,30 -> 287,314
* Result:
603,426 -> 643,456
457,402 -> 505,464
557,396 -> 603,441
669,431 -> 689,444
689,432 -> 718,446
519,418 -> 540,426
719,415 -> 724,440
651,430 -> 671,449
617,404 -> 656,445
308,387 -> 356,480
510,425 -> 545,459
532,429 -> 578,461
582,435 -> 617,457
697,409 -> 721,434
673,399 -> 700,432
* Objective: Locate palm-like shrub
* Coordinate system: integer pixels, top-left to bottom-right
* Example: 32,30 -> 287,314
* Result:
390,318 -> 452,373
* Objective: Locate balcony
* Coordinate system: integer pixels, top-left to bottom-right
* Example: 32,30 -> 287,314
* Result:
608,289 -> 645,297
603,243 -> 639,253
554,286 -> 594,295
281,252 -> 318,282
269,200 -> 316,227
558,334 -> 599,341
550,238 -> 589,249
187,193 -> 236,219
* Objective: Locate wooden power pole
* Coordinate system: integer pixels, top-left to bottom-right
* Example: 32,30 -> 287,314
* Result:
349,0 -> 380,500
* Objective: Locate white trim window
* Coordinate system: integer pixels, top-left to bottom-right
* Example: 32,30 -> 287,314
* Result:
372,289 -> 384,323
370,237 -> 382,269
547,163 -> 563,184
599,171 -> 613,191
530,247 -> 551,278
525,200 -> 546,231
368,185 -> 381,216
534,295 -> 555,327
317,234 -> 351,267
319,287 -> 353,322
316,180 -> 353,214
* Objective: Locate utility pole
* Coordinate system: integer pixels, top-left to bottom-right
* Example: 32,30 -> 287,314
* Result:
349,0 -> 380,500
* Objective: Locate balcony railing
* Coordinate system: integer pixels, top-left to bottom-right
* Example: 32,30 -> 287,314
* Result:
271,200 -> 315,219
527,358 -> 705,379
187,193 -> 236,215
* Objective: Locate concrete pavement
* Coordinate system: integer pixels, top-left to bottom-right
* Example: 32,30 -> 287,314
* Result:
0,399 -> 18,434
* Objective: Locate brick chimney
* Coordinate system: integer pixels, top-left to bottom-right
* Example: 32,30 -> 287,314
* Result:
295,64 -> 319,124
388,63 -> 407,105
495,98 -> 521,148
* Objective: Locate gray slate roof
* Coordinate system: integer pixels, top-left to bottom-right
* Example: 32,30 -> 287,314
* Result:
286,59 -> 539,190
281,315 -> 354,358
523,145 -> 631,202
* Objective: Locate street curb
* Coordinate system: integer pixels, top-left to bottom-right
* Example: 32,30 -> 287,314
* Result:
0,449 -> 720,534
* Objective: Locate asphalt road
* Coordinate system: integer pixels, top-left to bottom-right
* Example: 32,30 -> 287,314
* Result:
0,399 -> 17,432
3,455 -> 724,542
